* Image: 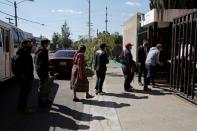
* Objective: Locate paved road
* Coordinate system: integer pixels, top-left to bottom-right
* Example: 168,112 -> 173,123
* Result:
0,75 -> 89,131
80,62 -> 197,131
1,62 -> 197,131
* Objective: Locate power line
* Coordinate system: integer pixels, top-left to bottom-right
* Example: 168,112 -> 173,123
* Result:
0,10 -> 44,26
0,1 -> 12,6
0,10 -> 14,17
5,0 -> 13,4
18,16 -> 44,26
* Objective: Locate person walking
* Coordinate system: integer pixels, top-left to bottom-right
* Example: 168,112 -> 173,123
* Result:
144,44 -> 163,91
137,39 -> 150,86
120,42 -> 135,92
94,43 -> 109,95
35,38 -> 51,107
16,39 -> 34,113
70,45 -> 93,102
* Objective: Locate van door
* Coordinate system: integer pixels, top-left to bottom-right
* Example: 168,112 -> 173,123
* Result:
0,28 -> 6,81
4,29 -> 10,78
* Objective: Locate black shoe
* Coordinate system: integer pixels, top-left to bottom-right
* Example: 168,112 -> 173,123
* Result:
73,98 -> 80,102
17,107 -> 34,114
144,87 -> 152,91
46,99 -> 53,105
39,102 -> 51,108
124,88 -> 134,92
86,95 -> 94,99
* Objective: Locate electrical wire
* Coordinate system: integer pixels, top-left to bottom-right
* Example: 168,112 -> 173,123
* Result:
0,1 -> 12,6
0,10 -> 14,17
5,0 -> 13,4
0,10 -> 44,26
17,16 -> 44,26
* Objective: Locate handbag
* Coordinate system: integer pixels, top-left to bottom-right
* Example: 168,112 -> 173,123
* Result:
74,74 -> 89,92
131,60 -> 138,73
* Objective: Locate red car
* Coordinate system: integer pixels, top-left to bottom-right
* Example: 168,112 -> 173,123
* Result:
48,50 -> 77,76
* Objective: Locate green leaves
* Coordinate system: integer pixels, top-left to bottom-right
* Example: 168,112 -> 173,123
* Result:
73,32 -> 123,67
52,21 -> 73,49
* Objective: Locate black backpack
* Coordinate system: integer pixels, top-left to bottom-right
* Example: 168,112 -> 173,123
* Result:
11,55 -> 20,75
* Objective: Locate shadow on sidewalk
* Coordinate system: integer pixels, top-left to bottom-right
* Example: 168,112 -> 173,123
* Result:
104,92 -> 148,99
82,99 -> 130,108
132,88 -> 172,96
51,103 -> 105,121
0,79 -> 89,131
106,72 -> 124,77
8,110 -> 89,131
29,79 -> 59,109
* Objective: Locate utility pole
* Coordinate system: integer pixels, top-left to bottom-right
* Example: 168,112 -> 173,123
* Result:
97,29 -> 99,37
105,6 -> 108,33
13,0 -> 34,27
88,0 -> 91,41
6,17 -> 14,24
14,1 -> 17,27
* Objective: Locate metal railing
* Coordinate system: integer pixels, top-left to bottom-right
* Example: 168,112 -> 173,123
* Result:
170,10 -> 197,104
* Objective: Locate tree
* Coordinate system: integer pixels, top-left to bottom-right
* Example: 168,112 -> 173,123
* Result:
61,21 -> 72,48
65,31 -> 123,67
52,32 -> 62,50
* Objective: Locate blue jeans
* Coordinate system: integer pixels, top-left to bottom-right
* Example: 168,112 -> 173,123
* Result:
95,71 -> 106,92
144,64 -> 154,88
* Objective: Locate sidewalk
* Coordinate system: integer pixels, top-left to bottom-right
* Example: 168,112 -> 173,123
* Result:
79,62 -> 197,131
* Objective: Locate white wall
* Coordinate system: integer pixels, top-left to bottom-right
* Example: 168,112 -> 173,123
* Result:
123,13 -> 142,61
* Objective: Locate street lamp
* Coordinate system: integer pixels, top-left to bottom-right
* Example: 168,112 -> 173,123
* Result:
13,0 -> 34,27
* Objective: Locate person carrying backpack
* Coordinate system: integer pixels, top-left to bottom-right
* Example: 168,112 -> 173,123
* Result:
34,38 -> 52,108
16,39 -> 34,113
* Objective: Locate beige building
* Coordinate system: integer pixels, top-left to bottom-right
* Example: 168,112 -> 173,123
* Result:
122,13 -> 143,61
123,10 -> 193,62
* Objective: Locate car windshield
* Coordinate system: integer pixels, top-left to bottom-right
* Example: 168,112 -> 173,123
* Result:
55,51 -> 76,58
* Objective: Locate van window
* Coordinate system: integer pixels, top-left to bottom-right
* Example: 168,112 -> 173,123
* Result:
4,30 -> 9,52
1,29 -> 9,52
12,28 -> 20,48
0,28 -> 3,47
18,30 -> 24,42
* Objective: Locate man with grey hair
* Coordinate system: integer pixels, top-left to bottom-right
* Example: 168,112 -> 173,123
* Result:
144,44 -> 163,91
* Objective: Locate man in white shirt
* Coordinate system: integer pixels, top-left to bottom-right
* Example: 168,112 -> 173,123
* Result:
144,44 -> 163,91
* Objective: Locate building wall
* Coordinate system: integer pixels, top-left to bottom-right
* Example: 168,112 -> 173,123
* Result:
123,13 -> 142,61
141,9 -> 193,27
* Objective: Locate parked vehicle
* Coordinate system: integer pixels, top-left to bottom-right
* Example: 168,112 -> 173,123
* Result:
48,50 -> 77,76
0,20 -> 33,82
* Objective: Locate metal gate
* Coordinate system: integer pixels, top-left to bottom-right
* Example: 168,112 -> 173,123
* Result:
171,10 -> 197,103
